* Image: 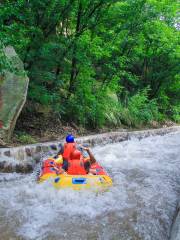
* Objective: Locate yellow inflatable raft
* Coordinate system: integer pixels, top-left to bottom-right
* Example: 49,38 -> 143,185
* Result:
38,157 -> 113,191
39,173 -> 113,191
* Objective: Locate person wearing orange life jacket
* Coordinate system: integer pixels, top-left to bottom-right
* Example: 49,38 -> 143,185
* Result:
67,147 -> 97,175
67,149 -> 87,175
61,134 -> 96,174
61,134 -> 76,171
62,134 -> 76,160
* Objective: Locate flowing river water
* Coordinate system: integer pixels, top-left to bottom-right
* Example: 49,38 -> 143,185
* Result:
0,132 -> 180,240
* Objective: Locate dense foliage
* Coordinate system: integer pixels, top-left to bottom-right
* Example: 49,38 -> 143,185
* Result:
0,0 -> 179,129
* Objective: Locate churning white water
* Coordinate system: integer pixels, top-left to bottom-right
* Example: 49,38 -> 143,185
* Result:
0,132 -> 180,240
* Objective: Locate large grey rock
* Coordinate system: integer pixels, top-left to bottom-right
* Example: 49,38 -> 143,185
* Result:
0,46 -> 29,142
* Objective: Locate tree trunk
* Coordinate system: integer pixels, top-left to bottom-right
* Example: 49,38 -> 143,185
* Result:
68,1 -> 82,94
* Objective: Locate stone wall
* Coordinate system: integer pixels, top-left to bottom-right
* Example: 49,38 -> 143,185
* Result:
0,126 -> 179,173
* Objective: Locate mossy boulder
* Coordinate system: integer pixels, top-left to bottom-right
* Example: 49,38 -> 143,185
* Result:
0,46 -> 29,142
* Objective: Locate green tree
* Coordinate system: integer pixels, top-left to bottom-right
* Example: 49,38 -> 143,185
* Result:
0,0 -> 179,130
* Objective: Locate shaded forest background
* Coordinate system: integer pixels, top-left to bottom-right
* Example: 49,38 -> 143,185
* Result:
0,0 -> 179,142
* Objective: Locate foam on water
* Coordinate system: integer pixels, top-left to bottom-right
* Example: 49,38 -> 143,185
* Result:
0,132 -> 180,240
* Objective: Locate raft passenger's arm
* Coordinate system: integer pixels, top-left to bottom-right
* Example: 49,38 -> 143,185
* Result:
83,147 -> 96,164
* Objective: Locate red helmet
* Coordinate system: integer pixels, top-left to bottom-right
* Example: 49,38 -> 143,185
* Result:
70,149 -> 81,160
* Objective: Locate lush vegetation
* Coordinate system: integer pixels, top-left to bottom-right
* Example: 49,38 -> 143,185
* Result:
0,0 -> 179,130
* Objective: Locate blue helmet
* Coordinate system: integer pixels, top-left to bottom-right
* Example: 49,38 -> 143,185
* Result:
66,134 -> 74,143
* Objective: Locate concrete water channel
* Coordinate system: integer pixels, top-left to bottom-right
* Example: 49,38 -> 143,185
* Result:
0,127 -> 180,240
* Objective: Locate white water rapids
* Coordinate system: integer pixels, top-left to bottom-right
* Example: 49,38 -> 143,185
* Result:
0,132 -> 180,240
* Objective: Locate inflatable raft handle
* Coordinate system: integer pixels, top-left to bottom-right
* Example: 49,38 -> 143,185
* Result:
72,178 -> 87,184
54,177 -> 60,183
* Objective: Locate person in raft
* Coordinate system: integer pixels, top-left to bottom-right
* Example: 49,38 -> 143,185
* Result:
59,134 -> 97,175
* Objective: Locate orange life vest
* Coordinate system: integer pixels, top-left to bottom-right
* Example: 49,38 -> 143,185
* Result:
67,149 -> 87,175
62,142 -> 76,160
67,158 -> 87,175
